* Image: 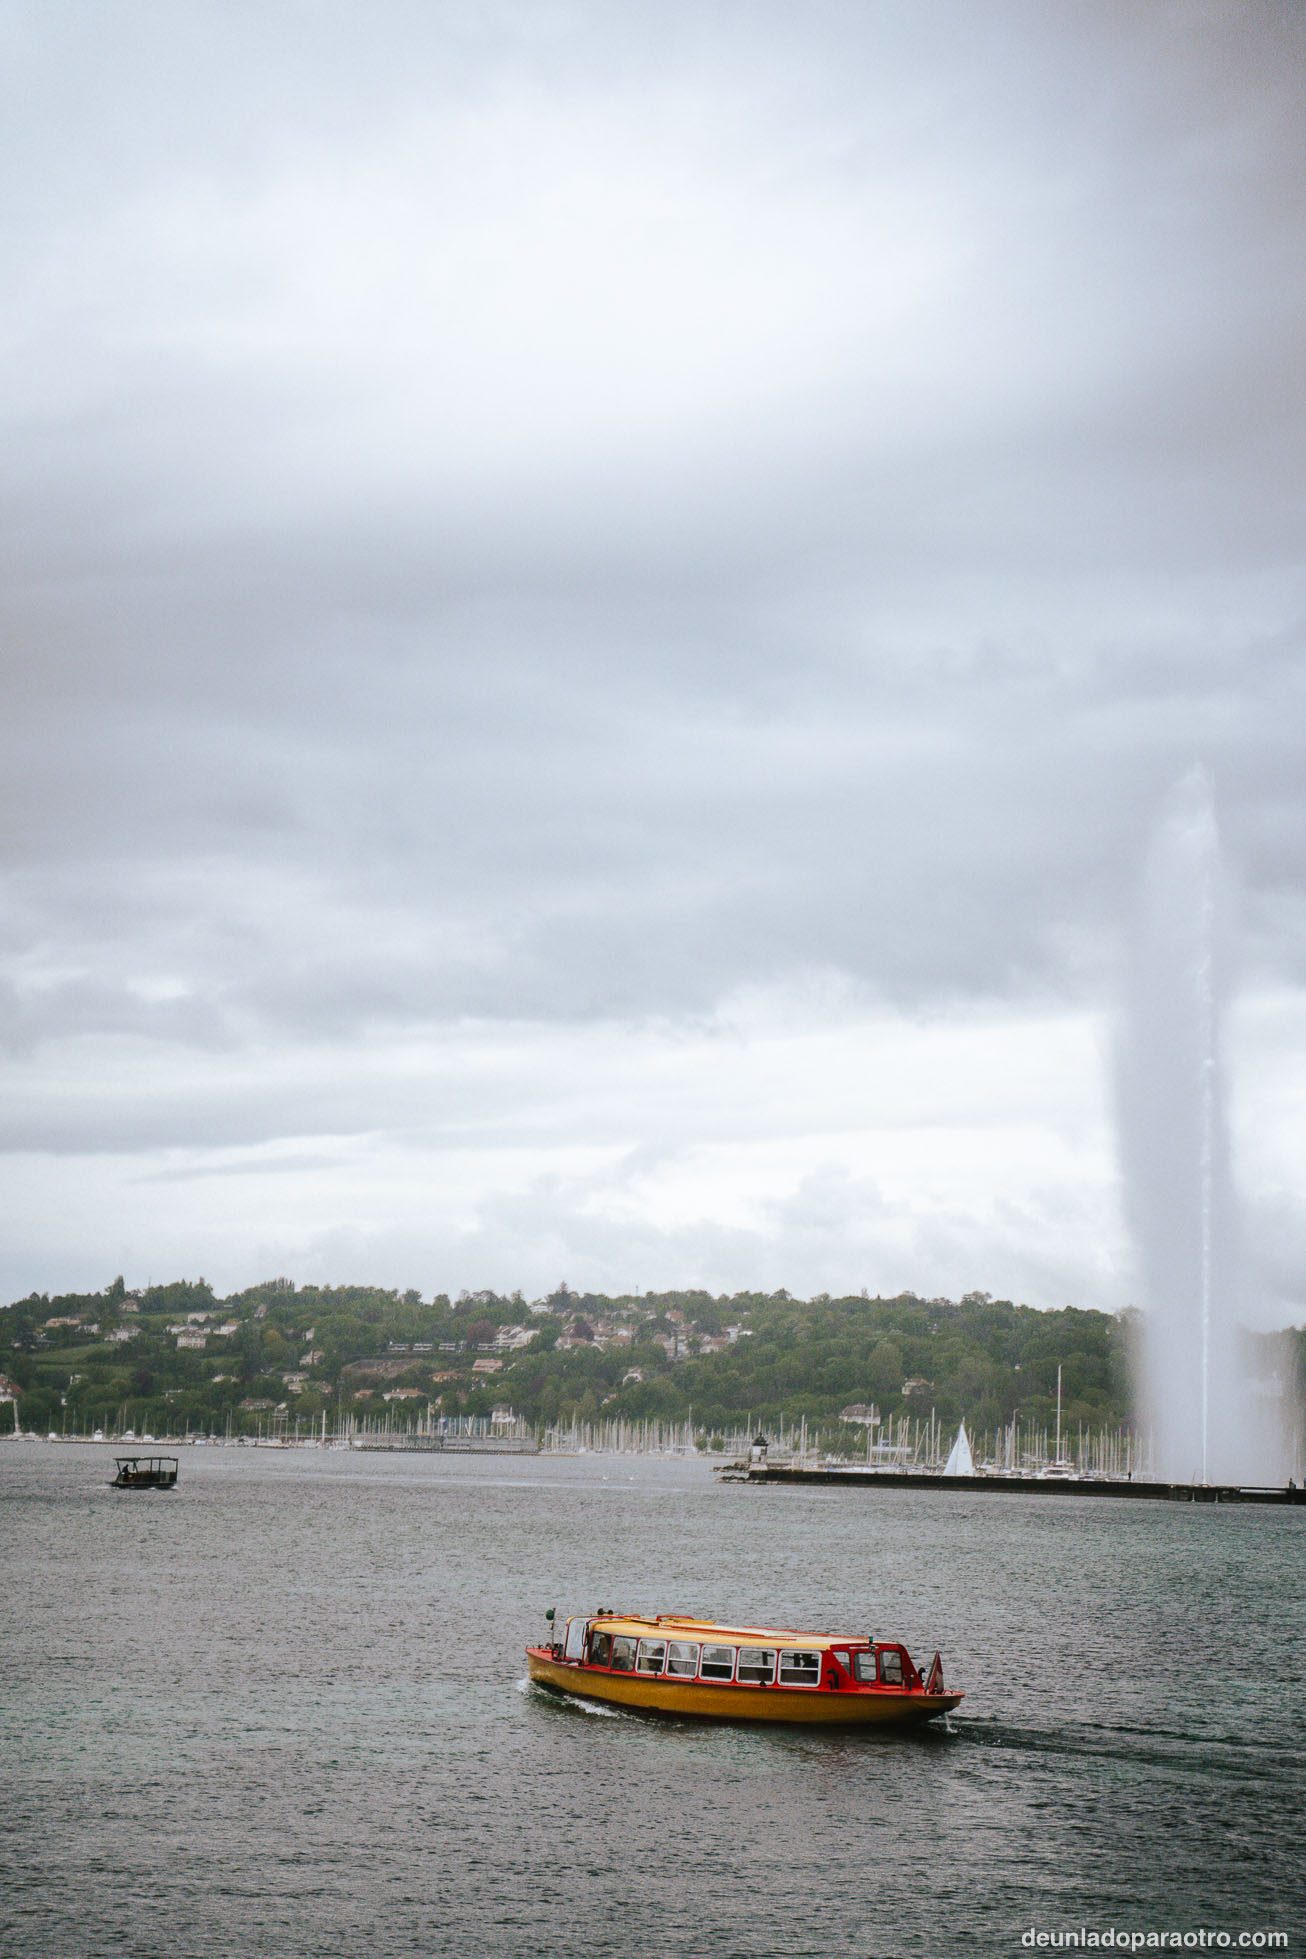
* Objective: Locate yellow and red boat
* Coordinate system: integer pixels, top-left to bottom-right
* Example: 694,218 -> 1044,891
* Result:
526,1610 -> 963,1726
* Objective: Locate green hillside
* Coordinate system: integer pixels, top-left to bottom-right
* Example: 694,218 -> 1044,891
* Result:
2,1275 -> 1300,1445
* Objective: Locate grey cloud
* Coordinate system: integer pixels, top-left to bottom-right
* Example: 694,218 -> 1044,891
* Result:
4,590 -> 1304,1051
1,1 -> 1303,1304
135,1149 -> 350,1186
0,972 -> 230,1057
285,1158 -> 1127,1315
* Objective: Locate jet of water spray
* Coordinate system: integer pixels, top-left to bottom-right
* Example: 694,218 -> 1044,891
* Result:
1116,769 -> 1279,1485
1195,815 -> 1216,1483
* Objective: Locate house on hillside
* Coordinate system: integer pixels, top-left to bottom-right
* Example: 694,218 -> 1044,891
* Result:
839,1403 -> 880,1429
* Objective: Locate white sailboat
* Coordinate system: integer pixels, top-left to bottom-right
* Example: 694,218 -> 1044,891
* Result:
943,1420 -> 975,1477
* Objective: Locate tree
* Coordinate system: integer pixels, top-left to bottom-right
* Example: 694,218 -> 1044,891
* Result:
18,1385 -> 60,1432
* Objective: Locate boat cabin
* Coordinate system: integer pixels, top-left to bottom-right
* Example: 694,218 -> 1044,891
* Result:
111,1455 -> 179,1490
558,1612 -> 923,1693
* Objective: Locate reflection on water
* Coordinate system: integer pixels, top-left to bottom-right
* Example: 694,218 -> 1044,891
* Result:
2,1444 -> 1301,1958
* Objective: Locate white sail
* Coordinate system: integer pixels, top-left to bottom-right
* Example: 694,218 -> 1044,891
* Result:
943,1420 -> 974,1477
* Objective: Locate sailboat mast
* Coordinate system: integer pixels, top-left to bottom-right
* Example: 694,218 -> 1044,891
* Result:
1055,1364 -> 1062,1464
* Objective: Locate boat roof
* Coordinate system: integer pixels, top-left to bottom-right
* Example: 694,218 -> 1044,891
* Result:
578,1613 -> 872,1650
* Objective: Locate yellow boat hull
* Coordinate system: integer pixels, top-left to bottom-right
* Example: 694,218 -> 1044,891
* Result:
526,1651 -> 960,1726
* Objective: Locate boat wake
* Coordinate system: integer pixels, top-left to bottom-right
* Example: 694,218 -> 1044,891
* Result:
949,1716 -> 1298,1786
516,1677 -> 626,1718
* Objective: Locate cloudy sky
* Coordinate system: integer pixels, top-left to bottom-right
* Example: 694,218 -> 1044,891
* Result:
2,0 -> 1303,1315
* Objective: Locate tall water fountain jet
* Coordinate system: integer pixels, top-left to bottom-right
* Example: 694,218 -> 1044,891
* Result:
1117,770 -> 1279,1485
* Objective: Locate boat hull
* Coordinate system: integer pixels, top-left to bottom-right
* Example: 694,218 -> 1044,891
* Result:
526,1650 -> 961,1726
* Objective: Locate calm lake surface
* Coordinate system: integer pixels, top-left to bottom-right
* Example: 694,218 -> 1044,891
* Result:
2,1443 -> 1302,1958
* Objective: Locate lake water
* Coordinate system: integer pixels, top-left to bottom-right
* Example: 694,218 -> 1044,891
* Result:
2,1443 -> 1302,1958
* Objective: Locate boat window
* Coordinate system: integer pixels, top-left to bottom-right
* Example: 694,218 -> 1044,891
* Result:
878,1648 -> 904,1686
589,1630 -> 613,1668
610,1636 -> 637,1672
852,1651 -> 877,1684
698,1644 -> 735,1681
564,1618 -> 587,1661
778,1649 -> 821,1687
636,1639 -> 666,1675
664,1641 -> 700,1677
736,1647 -> 776,1685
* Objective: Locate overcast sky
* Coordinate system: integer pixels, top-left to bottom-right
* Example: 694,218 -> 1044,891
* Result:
2,1 -> 1303,1316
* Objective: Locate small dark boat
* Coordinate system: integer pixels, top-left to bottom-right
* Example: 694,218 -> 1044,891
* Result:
111,1455 -> 178,1490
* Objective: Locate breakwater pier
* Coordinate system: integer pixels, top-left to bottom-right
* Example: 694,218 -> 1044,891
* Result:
719,1464 -> 1306,1505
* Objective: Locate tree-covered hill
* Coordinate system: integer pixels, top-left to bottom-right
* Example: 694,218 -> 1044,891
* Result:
2,1275 -> 1299,1445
